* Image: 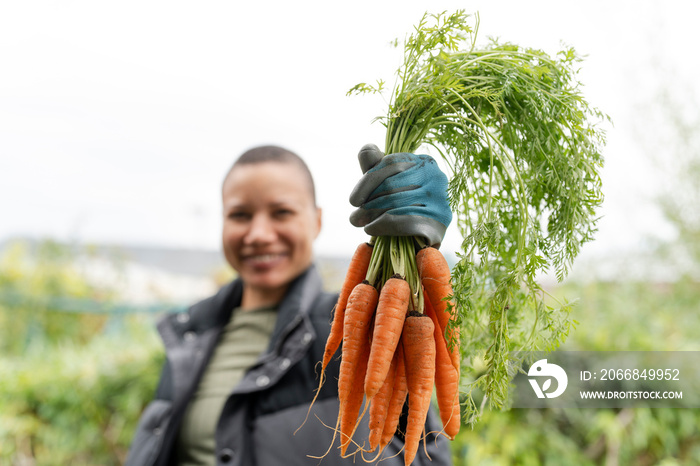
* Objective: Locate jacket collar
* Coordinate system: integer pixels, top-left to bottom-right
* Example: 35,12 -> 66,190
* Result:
267,264 -> 322,351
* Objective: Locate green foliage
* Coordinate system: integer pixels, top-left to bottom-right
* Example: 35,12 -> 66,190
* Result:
451,277 -> 700,465
0,240 -> 112,354
0,319 -> 163,465
0,240 -> 165,464
558,278 -> 700,352
350,10 -> 608,421
453,406 -> 700,466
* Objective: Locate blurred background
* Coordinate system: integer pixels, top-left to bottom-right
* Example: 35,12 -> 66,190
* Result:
1,1 -> 698,464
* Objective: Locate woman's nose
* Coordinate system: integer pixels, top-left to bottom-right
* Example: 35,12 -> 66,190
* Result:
244,213 -> 276,244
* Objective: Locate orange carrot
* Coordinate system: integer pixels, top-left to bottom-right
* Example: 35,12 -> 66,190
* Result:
299,243 -> 373,436
380,341 -> 408,451
322,242 -> 373,373
401,312 -> 436,466
416,246 -> 452,333
368,348 -> 397,452
417,246 -> 460,372
339,337 -> 371,456
364,276 -> 409,399
424,294 -> 461,440
337,281 -> 378,456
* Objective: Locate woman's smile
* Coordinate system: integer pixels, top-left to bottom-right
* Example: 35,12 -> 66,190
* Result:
242,252 -> 288,269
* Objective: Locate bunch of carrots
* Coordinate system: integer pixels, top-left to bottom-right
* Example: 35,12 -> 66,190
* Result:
305,8 -> 605,463
316,235 -> 461,465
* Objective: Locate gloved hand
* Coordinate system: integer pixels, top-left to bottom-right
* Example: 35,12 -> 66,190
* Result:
349,144 -> 452,248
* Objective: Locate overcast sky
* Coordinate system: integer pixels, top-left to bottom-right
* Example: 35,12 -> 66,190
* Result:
1,0 -> 697,277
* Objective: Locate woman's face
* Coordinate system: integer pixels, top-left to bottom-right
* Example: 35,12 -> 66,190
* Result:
221,161 -> 322,304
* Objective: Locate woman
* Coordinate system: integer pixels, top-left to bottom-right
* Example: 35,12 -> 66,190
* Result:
126,145 -> 453,465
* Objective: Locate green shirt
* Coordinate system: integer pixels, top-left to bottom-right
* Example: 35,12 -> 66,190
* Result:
175,305 -> 278,466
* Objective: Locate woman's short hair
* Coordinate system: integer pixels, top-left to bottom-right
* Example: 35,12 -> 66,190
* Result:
224,145 -> 317,205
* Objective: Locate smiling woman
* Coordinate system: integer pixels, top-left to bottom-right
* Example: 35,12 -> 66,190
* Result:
221,146 -> 322,309
125,144 -> 452,466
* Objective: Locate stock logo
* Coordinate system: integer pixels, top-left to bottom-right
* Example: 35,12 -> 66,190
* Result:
528,359 -> 568,398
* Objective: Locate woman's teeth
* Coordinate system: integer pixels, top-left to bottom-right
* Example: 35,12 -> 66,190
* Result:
249,254 -> 282,263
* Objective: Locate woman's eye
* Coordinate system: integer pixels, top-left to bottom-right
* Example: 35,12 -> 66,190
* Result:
227,211 -> 250,221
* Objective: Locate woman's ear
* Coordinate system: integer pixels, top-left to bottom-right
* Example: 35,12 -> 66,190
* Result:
314,207 -> 323,239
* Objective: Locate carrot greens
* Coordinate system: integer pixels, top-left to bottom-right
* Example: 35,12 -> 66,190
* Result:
349,10 -> 608,423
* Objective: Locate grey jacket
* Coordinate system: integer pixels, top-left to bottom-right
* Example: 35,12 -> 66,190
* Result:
126,265 -> 452,466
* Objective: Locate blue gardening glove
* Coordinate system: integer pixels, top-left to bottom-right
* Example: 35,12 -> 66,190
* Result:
349,144 -> 452,247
